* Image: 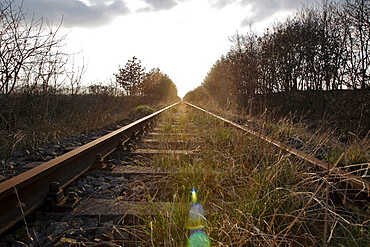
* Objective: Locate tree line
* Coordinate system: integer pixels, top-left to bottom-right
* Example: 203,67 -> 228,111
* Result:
185,0 -> 370,109
114,56 -> 179,102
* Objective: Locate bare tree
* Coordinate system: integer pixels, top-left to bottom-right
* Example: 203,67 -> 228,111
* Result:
65,54 -> 87,95
342,0 -> 370,89
0,0 -> 67,95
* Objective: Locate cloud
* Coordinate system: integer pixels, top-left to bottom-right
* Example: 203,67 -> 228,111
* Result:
209,0 -> 237,9
17,0 -> 130,28
137,0 -> 190,12
210,0 -> 317,25
247,0 -> 314,22
139,0 -> 178,12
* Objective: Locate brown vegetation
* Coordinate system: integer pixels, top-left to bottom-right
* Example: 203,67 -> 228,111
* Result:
0,93 -> 152,158
184,0 -> 370,136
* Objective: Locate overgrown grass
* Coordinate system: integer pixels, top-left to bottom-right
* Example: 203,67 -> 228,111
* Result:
0,94 -> 157,159
136,103 -> 370,246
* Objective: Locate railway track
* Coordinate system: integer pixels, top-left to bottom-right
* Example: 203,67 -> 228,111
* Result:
0,103 -> 179,236
186,103 -> 370,198
0,102 -> 369,246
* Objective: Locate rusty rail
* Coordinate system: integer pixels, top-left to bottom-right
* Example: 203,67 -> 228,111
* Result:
185,102 -> 370,196
0,102 -> 179,235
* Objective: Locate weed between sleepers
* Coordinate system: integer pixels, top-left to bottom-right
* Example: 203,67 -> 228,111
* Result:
131,104 -> 370,246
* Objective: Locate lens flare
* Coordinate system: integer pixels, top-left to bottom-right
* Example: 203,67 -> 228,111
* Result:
187,203 -> 206,230
188,231 -> 211,247
191,188 -> 197,204
187,189 -> 211,246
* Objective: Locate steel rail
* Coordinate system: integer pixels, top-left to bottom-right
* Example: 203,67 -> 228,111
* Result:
185,102 -> 370,196
0,102 -> 179,235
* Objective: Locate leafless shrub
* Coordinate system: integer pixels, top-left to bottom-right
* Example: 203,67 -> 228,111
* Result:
0,0 -> 68,95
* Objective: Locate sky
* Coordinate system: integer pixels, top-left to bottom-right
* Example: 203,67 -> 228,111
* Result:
16,0 -> 317,97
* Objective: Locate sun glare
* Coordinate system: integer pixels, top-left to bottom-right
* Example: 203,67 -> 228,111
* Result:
67,0 -> 271,97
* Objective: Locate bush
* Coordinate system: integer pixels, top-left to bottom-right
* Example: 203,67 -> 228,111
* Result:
135,105 -> 155,115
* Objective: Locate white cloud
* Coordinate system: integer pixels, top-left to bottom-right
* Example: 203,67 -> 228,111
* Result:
210,0 -> 317,25
139,0 -> 179,12
17,0 -> 130,28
